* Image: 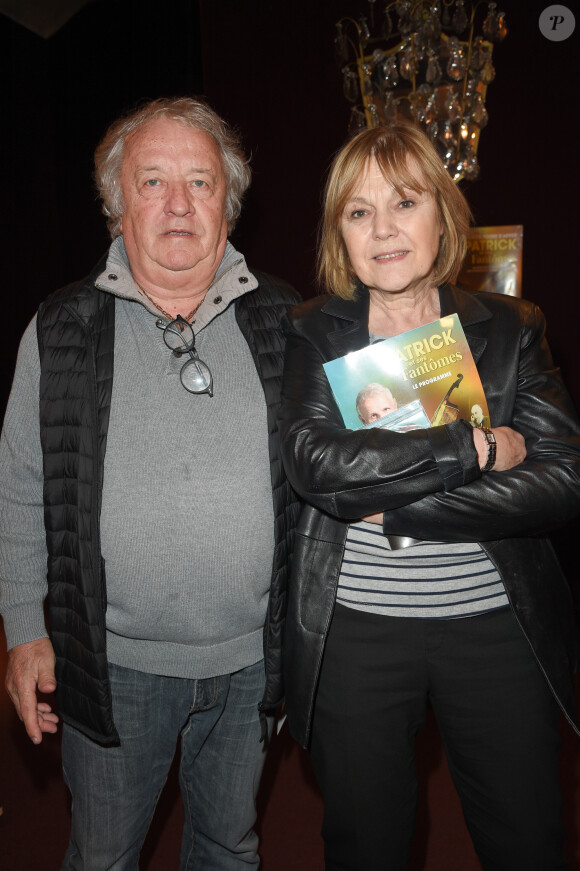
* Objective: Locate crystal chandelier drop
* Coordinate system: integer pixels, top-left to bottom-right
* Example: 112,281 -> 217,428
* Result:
335,1 -> 507,181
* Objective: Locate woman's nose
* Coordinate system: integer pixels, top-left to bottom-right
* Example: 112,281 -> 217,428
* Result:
372,208 -> 397,239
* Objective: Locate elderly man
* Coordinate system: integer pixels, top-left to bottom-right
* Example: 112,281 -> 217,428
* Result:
0,97 -> 300,870
470,403 -> 489,428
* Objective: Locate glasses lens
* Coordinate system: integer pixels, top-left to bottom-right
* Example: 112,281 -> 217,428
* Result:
180,357 -> 213,396
164,318 -> 194,353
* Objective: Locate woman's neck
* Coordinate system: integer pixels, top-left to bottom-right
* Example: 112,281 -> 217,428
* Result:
368,285 -> 441,337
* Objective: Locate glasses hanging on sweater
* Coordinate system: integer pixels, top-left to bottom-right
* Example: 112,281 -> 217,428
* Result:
156,315 -> 214,397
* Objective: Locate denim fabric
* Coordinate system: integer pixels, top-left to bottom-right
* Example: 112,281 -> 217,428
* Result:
60,659 -> 271,871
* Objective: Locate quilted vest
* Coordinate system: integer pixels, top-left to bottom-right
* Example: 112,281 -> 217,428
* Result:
37,255 -> 300,746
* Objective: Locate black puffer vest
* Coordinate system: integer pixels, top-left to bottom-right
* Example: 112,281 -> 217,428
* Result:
37,254 -> 300,746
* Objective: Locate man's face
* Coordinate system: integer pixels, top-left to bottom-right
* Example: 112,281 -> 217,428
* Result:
358,390 -> 398,424
470,405 -> 484,426
119,117 -> 228,289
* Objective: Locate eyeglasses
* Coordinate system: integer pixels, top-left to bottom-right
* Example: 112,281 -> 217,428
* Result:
156,315 -> 213,396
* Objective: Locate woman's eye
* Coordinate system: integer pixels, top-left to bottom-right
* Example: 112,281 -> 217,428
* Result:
399,199 -> 415,209
350,209 -> 367,219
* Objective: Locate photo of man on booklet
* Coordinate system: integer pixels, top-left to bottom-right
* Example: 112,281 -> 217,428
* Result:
356,383 -> 398,424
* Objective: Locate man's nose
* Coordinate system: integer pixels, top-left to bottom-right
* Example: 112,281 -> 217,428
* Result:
165,181 -> 194,216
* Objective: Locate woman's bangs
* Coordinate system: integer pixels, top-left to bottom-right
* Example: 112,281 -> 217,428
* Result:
373,142 -> 430,198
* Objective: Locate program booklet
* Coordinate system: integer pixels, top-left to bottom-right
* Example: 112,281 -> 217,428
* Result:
323,313 -> 489,433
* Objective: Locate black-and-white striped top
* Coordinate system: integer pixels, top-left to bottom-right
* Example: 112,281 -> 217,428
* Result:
336,521 -> 509,619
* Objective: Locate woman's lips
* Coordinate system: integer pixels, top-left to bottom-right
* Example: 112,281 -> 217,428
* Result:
374,250 -> 409,261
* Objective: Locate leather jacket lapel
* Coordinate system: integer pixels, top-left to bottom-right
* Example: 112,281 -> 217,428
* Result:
322,287 -> 371,358
439,283 -> 491,365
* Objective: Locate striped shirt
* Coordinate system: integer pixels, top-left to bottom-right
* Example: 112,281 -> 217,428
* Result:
336,521 -> 509,619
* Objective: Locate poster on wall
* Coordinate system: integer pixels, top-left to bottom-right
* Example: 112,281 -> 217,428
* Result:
457,225 -> 523,297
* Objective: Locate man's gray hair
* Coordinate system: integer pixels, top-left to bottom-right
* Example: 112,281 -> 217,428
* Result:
355,382 -> 394,417
94,96 -> 251,239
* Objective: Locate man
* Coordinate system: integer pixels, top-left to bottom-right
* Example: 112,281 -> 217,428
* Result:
0,97 -> 300,870
470,403 -> 489,428
356,381 -> 398,425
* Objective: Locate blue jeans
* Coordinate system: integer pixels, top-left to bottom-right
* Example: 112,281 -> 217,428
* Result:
60,659 -> 271,871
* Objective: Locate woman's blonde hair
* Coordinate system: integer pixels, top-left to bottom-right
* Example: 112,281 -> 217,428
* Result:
317,123 -> 472,299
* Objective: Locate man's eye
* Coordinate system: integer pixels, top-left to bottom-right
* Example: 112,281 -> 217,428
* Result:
193,179 -> 207,188
145,179 -> 160,187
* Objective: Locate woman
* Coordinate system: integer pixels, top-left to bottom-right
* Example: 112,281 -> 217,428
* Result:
279,123 -> 580,870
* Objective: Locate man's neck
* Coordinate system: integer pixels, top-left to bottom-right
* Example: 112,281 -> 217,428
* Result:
130,255 -> 226,320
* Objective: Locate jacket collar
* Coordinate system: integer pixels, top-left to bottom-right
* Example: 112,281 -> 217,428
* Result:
439,283 -> 491,364
321,284 -> 371,358
321,283 -> 492,364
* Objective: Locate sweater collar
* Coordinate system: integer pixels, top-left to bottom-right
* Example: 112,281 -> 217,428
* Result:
94,237 -> 258,331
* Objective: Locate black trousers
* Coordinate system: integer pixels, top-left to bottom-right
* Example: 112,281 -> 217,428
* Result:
310,604 -> 568,871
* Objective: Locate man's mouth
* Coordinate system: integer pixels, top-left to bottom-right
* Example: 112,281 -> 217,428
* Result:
165,230 -> 193,236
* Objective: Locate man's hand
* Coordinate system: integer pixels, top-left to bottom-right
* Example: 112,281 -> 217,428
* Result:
5,638 -> 58,744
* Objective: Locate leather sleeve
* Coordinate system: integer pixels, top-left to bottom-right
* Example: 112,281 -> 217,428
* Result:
381,303 -> 580,540
278,316 -> 481,520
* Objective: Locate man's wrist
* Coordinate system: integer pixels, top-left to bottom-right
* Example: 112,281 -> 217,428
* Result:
2,604 -> 49,652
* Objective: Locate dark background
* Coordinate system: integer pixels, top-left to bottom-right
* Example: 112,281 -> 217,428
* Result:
0,3 -> 579,868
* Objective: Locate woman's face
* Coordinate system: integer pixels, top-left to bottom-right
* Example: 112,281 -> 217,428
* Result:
340,158 -> 442,300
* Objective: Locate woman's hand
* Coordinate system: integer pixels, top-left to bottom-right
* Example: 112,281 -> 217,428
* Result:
363,426 -> 526,524
473,426 -> 527,472
362,512 -> 383,524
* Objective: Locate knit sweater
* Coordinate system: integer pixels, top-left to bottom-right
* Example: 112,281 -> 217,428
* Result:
0,239 -> 283,680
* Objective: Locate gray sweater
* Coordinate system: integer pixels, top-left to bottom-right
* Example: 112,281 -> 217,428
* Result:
0,239 -> 276,679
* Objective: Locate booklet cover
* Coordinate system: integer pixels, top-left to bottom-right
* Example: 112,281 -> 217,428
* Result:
457,225 -> 523,297
323,313 -> 489,432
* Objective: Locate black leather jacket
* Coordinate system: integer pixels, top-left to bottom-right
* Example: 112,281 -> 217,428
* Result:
279,283 -> 580,747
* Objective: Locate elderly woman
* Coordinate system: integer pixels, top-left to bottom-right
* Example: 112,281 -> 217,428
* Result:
279,123 -> 580,871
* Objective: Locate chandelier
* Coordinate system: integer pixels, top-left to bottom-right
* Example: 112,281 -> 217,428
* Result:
335,1 -> 507,181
